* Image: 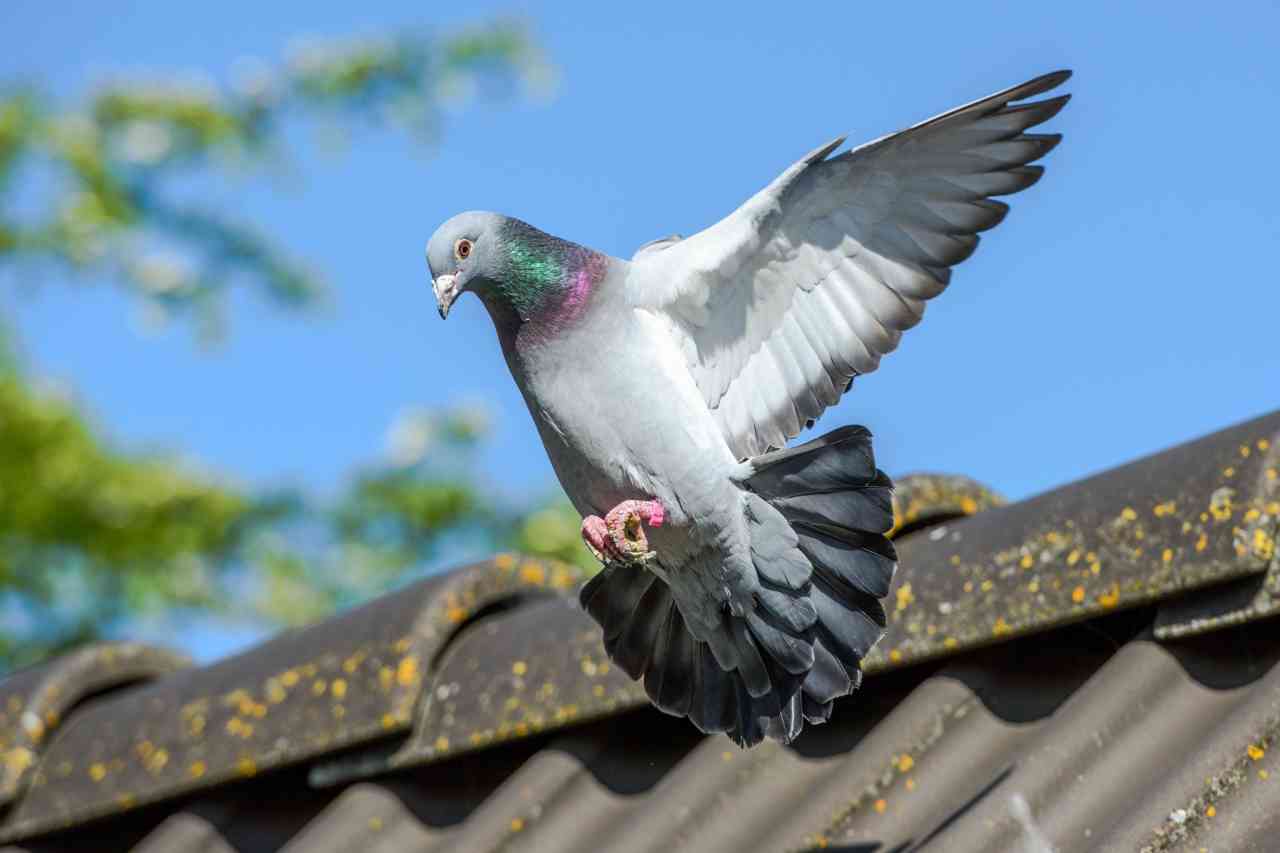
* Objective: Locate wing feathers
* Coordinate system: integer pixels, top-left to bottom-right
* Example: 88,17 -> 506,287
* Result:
762,347 -> 803,440
899,222 -> 980,266
772,324 -> 825,423
941,164 -> 1045,197
629,72 -> 1070,457
921,198 -> 1009,232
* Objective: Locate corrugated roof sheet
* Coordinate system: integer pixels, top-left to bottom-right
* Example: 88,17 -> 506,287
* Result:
1,410 -> 1278,852
0,643 -> 191,808
0,553 -> 577,840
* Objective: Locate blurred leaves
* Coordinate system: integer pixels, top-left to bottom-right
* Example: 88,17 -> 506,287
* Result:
0,21 -> 553,338
0,22 -> 589,672
0,341 -> 286,667
251,406 -> 594,627
510,498 -> 597,570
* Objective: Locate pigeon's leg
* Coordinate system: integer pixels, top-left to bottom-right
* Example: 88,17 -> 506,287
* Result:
580,515 -> 616,563
605,499 -> 666,562
581,499 -> 666,565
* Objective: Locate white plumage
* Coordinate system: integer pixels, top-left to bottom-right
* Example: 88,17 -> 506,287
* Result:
628,70 -> 1071,458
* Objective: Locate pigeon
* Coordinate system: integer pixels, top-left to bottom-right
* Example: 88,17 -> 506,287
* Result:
426,70 -> 1071,746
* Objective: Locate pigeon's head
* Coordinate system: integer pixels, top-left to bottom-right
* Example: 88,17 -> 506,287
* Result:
426,211 -> 504,320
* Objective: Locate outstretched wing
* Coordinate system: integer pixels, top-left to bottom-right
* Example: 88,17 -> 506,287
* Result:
627,71 -> 1072,459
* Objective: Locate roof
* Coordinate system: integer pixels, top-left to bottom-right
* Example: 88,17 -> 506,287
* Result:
1,410 -> 1278,852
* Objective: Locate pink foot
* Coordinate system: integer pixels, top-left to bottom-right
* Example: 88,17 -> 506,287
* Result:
581,499 -> 666,565
581,515 -> 614,563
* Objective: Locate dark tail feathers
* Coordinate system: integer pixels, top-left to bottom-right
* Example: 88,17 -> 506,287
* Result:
746,425 -> 896,740
579,425 -> 896,746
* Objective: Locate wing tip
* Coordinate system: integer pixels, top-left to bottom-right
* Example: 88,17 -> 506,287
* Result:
1009,92 -> 1072,125
806,135 -> 847,164
1022,69 -> 1073,94
1003,69 -> 1073,106
1039,69 -> 1074,89
1022,131 -> 1065,159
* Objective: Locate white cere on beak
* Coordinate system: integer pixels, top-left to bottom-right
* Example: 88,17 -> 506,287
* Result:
433,273 -> 459,319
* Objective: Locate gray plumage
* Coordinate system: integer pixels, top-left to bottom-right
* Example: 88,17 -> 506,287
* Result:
425,71 -> 1071,745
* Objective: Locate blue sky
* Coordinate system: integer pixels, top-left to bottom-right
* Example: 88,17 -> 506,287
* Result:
2,3 -> 1278,521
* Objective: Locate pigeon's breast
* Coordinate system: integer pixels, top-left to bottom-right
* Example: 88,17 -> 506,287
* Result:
514,306 -> 738,525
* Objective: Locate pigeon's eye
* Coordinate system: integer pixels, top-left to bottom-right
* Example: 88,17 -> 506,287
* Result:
454,238 -> 473,261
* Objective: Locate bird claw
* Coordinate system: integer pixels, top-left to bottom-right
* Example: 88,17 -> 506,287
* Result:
581,516 -> 612,563
581,499 -> 665,565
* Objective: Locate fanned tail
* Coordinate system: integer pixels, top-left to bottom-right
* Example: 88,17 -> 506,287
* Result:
744,425 -> 895,737
579,425 -> 895,746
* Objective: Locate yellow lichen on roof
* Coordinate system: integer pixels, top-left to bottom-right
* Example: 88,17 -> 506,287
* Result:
895,582 -> 914,612
143,749 -> 168,775
1253,529 -> 1275,561
3,747 -> 33,778
550,564 -> 578,589
518,561 -> 546,585
1209,488 -> 1234,522
396,655 -> 420,688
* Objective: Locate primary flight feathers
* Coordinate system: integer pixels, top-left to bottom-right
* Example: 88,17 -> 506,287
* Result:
628,70 -> 1070,458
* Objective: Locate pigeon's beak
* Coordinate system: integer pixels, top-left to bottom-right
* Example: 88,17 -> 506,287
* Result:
433,273 -> 459,320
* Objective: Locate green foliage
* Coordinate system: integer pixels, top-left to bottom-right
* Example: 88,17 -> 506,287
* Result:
0,21 -> 553,336
250,406 -> 595,627
510,499 -> 598,572
0,348 -> 283,667
0,22 -> 589,672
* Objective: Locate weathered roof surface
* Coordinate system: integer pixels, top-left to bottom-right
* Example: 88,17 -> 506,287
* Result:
0,554 -> 574,841
1,410 -> 1278,852
0,643 -> 191,809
